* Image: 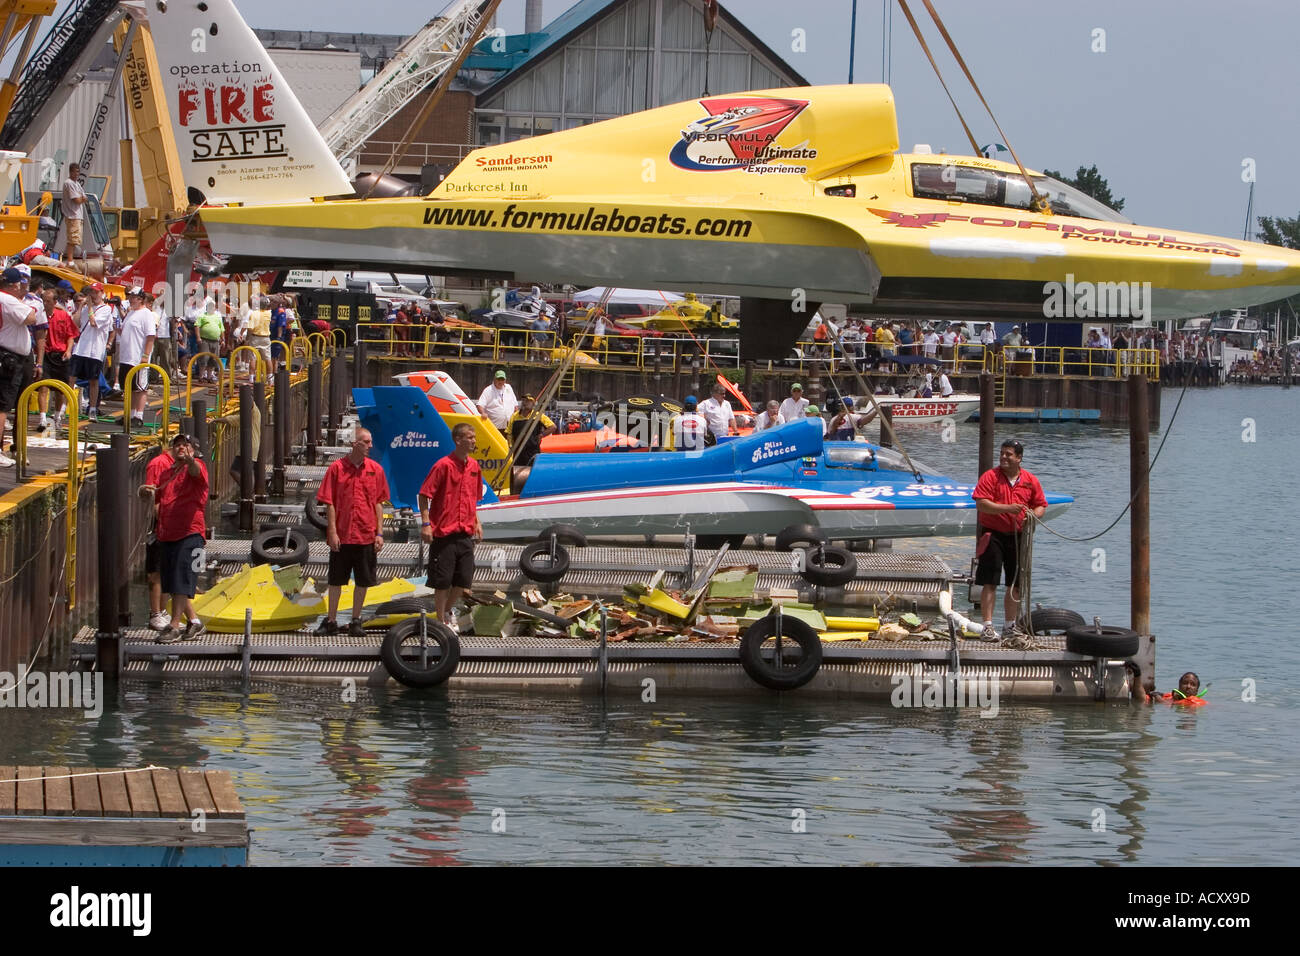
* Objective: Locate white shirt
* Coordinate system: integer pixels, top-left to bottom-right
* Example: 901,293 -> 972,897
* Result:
72,303 -> 114,360
117,307 -> 158,366
755,410 -> 785,430
23,291 -> 46,328
941,330 -> 957,347
979,328 -> 996,345
0,290 -> 35,355
937,372 -> 953,397
153,305 -> 170,339
808,413 -> 827,436
61,177 -> 86,220
696,397 -> 733,438
672,412 -> 708,451
778,396 -> 808,422
922,332 -> 939,355
593,316 -> 606,337
477,382 -> 518,431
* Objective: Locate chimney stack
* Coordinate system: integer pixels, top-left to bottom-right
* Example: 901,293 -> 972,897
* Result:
525,0 -> 543,34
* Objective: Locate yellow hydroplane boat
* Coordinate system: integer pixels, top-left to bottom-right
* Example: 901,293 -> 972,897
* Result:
144,4 -> 1300,359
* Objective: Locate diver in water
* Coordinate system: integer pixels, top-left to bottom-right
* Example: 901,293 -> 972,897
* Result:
1148,671 -> 1206,705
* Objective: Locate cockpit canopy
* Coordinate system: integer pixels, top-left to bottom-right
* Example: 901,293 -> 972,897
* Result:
910,162 -> 1131,223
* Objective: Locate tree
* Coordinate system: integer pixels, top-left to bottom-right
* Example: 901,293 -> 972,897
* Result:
1256,213 -> 1300,249
1041,164 -> 1125,213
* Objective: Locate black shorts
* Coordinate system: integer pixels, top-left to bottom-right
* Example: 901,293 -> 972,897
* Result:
974,529 -> 1020,588
42,354 -> 69,383
70,355 -> 103,383
118,362 -> 149,391
328,542 -> 379,588
145,538 -> 162,574
427,533 -> 474,590
160,533 -> 204,597
0,348 -> 32,411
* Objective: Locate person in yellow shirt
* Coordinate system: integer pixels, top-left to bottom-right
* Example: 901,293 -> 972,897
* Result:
245,295 -> 273,372
507,393 -> 557,466
874,321 -> 897,370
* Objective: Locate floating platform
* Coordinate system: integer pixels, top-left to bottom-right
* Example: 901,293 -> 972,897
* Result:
969,407 -> 1100,422
0,766 -> 247,866
70,626 -> 1134,701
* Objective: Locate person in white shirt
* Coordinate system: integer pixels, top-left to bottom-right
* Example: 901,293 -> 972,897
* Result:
922,326 -> 939,358
118,289 -> 158,426
696,383 -> 735,438
754,400 -> 785,430
940,326 -> 958,367
70,283 -> 115,418
671,395 -> 709,451
477,369 -> 518,432
0,267 -> 39,466
60,163 -> 88,261
937,371 -> 954,397
979,323 -> 997,346
778,383 -> 808,423
148,289 -> 175,382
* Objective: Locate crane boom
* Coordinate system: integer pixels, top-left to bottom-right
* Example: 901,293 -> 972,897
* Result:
320,0 -> 493,166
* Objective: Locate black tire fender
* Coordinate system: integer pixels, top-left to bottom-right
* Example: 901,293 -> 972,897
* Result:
739,614 -> 823,691
519,539 -> 570,582
250,527 -> 310,566
1065,623 -> 1139,657
1031,606 -> 1086,635
798,544 -> 857,587
380,617 -> 461,688
304,498 -> 329,532
373,596 -> 440,616
536,524 -> 588,548
774,523 -> 828,552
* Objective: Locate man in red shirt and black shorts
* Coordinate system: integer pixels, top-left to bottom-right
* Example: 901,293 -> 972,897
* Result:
152,433 -> 209,643
972,439 -> 1047,642
419,423 -> 483,631
316,428 -> 390,636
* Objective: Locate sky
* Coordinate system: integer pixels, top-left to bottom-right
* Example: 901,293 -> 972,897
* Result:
30,0 -> 1300,241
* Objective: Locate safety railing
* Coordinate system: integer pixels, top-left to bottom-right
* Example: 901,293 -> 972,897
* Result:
14,380 -> 82,609
307,331 -> 331,359
122,364 -> 172,440
185,351 -> 229,415
226,345 -> 269,396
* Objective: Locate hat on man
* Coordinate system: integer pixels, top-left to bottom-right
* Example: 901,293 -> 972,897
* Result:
683,395 -> 698,409
88,281 -> 104,292
522,393 -> 536,401
790,382 -> 803,391
1,267 -> 23,283
15,263 -> 31,278
128,287 -> 144,297
1011,325 -> 1020,330
494,369 -> 507,380
805,404 -> 819,414
56,279 -> 75,291
841,396 -> 854,407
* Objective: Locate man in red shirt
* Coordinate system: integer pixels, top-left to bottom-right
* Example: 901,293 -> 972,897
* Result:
37,281 -> 78,431
140,440 -> 178,631
972,439 -> 1047,641
316,428 -> 390,635
151,433 -> 209,643
419,423 -> 483,630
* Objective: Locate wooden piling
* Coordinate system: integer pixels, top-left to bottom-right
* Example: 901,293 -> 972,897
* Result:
95,443 -> 120,676
192,398 -> 208,463
307,359 -> 322,465
252,381 -> 268,503
238,385 -> 254,533
979,371 -> 995,478
1128,373 -> 1151,636
111,434 -> 130,628
273,367 -> 289,496
878,405 -> 892,448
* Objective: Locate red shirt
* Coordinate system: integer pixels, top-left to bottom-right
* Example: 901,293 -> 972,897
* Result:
419,453 -> 481,537
154,455 -> 209,541
46,308 -> 78,354
972,466 -> 1047,534
317,456 -> 390,544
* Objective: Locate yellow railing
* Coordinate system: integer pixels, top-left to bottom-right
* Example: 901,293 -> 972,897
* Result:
226,345 -> 268,396
14,380 -> 82,608
185,351 -> 229,415
307,331 -> 330,359
123,363 -> 172,439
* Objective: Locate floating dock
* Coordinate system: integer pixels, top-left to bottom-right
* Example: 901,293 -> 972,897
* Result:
969,407 -> 1100,422
0,766 -> 247,866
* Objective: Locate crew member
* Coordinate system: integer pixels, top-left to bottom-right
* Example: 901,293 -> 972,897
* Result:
419,422 -> 483,632
697,383 -> 735,438
315,428 -> 390,636
779,383 -> 808,423
36,282 -> 77,432
152,433 -> 209,643
671,395 -> 709,450
118,288 -> 157,428
754,400 -> 784,430
972,439 -> 1047,642
477,369 -> 518,433
60,163 -> 87,261
0,267 -> 39,467
508,393 -> 556,466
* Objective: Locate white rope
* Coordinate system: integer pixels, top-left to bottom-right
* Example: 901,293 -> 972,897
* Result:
0,764 -> 168,786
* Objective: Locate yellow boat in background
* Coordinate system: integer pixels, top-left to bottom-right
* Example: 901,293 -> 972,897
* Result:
632,293 -> 737,333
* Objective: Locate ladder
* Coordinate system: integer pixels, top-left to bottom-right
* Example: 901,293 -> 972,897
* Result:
992,351 -> 1006,407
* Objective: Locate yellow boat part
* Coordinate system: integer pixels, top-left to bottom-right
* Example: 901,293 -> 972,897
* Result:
824,616 -> 881,631
819,631 -> 873,642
